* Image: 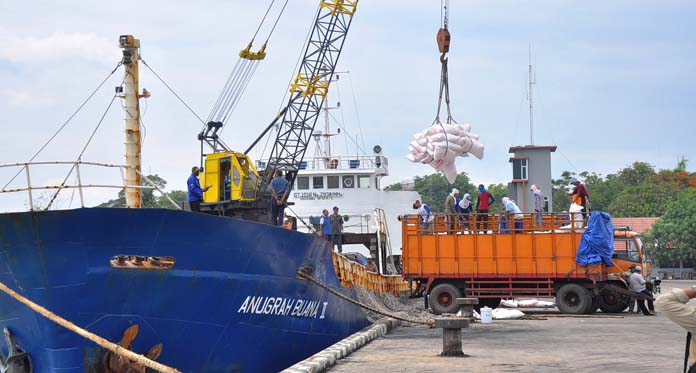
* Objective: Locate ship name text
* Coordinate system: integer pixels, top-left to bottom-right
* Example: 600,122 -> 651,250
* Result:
237,296 -> 328,319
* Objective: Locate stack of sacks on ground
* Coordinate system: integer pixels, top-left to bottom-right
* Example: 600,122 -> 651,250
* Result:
406,123 -> 484,183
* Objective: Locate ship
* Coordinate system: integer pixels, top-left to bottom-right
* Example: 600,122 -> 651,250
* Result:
272,73 -> 421,272
0,2 -> 409,372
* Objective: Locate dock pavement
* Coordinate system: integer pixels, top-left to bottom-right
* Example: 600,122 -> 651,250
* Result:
330,280 -> 692,372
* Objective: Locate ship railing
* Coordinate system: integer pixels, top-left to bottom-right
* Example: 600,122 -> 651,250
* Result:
332,251 -> 411,293
0,161 -> 180,211
259,155 -> 387,172
401,211 -> 589,236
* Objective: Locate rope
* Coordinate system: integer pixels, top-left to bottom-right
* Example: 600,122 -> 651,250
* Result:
45,86 -> 121,210
252,0 -> 276,43
1,62 -> 122,192
265,0 -> 289,43
140,60 -> 206,125
0,281 -> 181,373
296,270 -> 435,327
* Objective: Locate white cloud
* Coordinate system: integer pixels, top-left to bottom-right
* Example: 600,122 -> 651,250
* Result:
0,30 -> 118,64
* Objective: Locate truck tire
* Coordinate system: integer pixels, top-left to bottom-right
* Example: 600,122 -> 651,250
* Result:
429,283 -> 462,315
584,295 -> 599,314
556,283 -> 592,315
598,290 -> 630,313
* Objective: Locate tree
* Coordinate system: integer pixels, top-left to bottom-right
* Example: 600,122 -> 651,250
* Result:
645,191 -> 696,268
97,174 -> 185,209
385,172 -> 476,212
607,181 -> 686,217
485,183 -> 507,213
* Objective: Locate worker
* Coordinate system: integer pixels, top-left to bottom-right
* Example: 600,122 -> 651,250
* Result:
625,264 -> 637,313
656,287 -> 696,372
458,193 -> 473,231
444,188 -> 459,232
365,258 -> 378,273
629,266 -> 654,316
476,184 -> 496,233
319,209 -> 331,241
413,200 -> 434,232
270,169 -> 289,226
569,177 -> 589,224
330,206 -> 344,253
502,197 -> 524,233
530,184 -> 545,227
187,166 -> 210,212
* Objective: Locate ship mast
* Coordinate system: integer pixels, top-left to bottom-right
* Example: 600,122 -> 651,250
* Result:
119,35 -> 143,208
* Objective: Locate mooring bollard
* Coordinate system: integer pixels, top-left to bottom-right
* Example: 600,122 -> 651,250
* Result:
456,298 -> 478,317
433,317 -> 470,357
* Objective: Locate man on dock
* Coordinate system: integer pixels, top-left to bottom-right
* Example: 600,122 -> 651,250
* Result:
270,170 -> 290,226
187,166 -> 210,212
330,206 -> 344,253
629,266 -> 654,316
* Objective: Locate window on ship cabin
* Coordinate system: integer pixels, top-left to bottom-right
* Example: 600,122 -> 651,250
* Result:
358,175 -> 370,189
297,176 -> 309,190
313,176 -> 324,189
327,175 -> 340,189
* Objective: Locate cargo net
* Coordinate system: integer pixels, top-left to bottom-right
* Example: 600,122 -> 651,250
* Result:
352,283 -> 432,325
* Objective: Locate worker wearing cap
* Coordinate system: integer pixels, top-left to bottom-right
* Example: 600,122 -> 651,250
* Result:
329,206 -> 344,253
187,166 -> 210,212
656,285 -> 696,371
629,266 -> 654,316
624,264 -> 637,313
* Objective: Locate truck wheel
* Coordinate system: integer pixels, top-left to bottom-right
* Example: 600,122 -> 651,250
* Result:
429,283 -> 462,315
556,283 -> 592,314
584,295 -> 599,314
598,291 -> 629,313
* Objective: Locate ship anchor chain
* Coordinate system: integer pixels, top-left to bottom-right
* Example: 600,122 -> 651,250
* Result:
295,267 -> 435,327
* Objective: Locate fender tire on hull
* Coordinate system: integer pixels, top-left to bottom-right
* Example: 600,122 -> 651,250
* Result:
429,283 -> 462,315
556,283 -> 592,315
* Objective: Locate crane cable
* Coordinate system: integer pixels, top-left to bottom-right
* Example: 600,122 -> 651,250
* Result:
205,0 -> 289,137
433,0 -> 454,159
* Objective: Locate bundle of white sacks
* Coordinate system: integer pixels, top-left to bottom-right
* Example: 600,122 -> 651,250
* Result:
406,123 -> 485,183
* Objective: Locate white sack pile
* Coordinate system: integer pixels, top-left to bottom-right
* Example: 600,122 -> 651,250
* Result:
501,299 -> 556,308
406,123 -> 485,183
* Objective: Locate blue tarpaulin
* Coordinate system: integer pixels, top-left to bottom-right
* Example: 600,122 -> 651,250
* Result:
576,211 -> 615,266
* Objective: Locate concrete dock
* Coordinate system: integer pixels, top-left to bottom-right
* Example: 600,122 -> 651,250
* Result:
330,280 -> 690,372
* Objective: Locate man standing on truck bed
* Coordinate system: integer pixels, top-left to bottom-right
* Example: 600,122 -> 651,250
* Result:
445,188 -> 458,232
476,184 -> 495,232
570,177 -> 589,224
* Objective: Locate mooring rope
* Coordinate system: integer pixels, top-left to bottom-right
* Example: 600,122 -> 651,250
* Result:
296,270 -> 435,327
0,281 -> 181,373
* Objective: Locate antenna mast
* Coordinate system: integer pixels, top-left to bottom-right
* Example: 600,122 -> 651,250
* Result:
528,45 -> 535,145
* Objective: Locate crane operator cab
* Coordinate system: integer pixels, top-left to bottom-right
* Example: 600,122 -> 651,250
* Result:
201,151 -> 259,203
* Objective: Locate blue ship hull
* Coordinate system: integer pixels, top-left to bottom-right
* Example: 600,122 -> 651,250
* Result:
0,208 -> 370,372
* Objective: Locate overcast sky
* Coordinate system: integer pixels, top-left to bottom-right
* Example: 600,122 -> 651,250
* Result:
1,1 -> 695,211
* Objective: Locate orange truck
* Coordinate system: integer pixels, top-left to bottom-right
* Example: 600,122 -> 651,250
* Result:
401,213 -> 648,315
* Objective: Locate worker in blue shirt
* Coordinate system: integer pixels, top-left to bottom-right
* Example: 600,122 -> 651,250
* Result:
187,166 -> 210,212
270,169 -> 290,226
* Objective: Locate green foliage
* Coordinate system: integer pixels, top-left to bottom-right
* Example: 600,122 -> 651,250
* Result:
608,181 -> 686,217
97,174 -> 185,209
485,183 -> 507,213
645,190 -> 696,266
385,172 -> 476,212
